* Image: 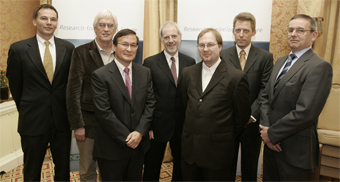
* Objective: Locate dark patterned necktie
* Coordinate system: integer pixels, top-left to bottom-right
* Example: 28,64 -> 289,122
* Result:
170,57 -> 177,86
274,54 -> 297,92
124,67 -> 132,99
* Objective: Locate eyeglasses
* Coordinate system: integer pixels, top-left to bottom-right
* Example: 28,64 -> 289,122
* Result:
287,28 -> 313,35
197,43 -> 218,49
98,23 -> 115,29
118,43 -> 138,49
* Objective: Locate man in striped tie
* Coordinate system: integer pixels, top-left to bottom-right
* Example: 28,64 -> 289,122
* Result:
259,14 -> 333,181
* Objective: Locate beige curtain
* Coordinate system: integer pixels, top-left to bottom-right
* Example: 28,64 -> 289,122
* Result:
40,0 -> 51,4
298,0 -> 340,83
143,0 -> 177,61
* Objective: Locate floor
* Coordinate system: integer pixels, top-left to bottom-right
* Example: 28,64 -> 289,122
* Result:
0,149 -> 261,181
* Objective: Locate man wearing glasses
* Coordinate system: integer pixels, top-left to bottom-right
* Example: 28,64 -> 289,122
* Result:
181,28 -> 250,181
66,10 -> 117,181
259,14 -> 333,181
91,29 -> 155,181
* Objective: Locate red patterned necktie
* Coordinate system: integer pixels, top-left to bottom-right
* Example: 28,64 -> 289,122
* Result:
170,57 -> 177,86
124,67 -> 132,99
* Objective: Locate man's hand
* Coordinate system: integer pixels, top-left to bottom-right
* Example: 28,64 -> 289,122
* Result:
149,130 -> 154,140
74,127 -> 86,142
265,141 -> 282,152
259,124 -> 270,144
126,131 -> 142,149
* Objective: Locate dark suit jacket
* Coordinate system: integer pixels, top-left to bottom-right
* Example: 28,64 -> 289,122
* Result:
91,61 -> 156,161
221,45 -> 273,135
181,59 -> 251,169
66,40 -> 104,138
6,36 -> 75,136
143,51 -> 196,142
260,49 -> 333,170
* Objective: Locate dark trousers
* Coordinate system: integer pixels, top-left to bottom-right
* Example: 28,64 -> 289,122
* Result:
20,123 -> 72,181
181,159 -> 234,181
143,133 -> 182,181
98,146 -> 144,181
231,126 -> 262,181
263,145 -> 314,181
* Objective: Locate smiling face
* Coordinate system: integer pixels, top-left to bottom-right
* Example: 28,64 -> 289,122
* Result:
287,18 -> 318,53
161,25 -> 182,56
198,31 -> 222,67
94,17 -> 117,44
33,8 -> 58,40
233,20 -> 256,49
113,34 -> 138,67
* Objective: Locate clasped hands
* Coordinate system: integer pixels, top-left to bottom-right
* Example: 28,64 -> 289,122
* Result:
259,125 -> 282,152
126,131 -> 142,149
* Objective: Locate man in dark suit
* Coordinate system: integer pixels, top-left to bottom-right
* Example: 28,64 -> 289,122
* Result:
6,4 -> 74,181
259,14 -> 333,181
66,10 -> 117,181
181,28 -> 251,181
91,29 -> 155,181
143,21 -> 196,181
220,12 -> 273,181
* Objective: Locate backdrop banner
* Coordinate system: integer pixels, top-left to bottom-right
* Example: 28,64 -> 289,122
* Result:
52,0 -> 145,172
178,0 -> 273,63
178,0 -> 273,177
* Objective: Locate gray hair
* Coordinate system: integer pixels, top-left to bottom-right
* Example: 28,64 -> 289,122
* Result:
290,14 -> 317,32
159,21 -> 182,39
93,10 -> 118,29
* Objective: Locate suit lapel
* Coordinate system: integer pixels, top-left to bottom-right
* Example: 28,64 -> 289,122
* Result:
202,61 -> 226,97
54,37 -> 66,83
273,50 -> 314,98
193,62 -> 203,96
243,45 -> 258,73
131,63 -> 140,103
157,51 -> 176,86
109,61 -> 132,104
89,40 -> 105,68
228,47 -> 242,70
178,53 -> 189,85
26,37 -> 48,80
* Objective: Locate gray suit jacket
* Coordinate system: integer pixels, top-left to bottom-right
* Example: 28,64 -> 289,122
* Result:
66,40 -> 104,138
7,36 -> 74,136
221,45 -> 273,135
260,49 -> 333,169
181,60 -> 251,169
91,61 -> 156,160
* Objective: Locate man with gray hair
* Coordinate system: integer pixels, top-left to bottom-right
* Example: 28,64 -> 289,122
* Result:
143,21 -> 195,181
66,9 -> 118,181
259,14 -> 332,181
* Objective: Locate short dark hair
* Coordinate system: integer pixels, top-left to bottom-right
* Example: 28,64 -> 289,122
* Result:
33,4 -> 58,19
233,12 -> 256,31
197,28 -> 223,46
290,14 -> 317,31
113,29 -> 139,46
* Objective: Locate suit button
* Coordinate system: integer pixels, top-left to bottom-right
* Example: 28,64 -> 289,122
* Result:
199,99 -> 202,102
195,132 -> 198,136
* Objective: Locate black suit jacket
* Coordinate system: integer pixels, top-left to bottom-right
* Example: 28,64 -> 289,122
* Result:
181,59 -> 251,169
143,51 -> 195,142
91,61 -> 156,161
66,40 -> 104,138
221,45 -> 273,134
7,36 -> 75,136
260,49 -> 332,170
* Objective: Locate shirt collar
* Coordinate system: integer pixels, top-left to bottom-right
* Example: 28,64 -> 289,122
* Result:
236,44 -> 251,57
164,50 -> 179,64
95,39 -> 114,54
289,47 -> 311,59
202,58 -> 221,74
36,34 -> 55,46
114,58 -> 132,73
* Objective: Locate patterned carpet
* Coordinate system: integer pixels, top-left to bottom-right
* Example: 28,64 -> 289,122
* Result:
0,149 -> 261,181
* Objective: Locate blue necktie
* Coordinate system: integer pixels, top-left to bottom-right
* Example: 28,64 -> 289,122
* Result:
274,54 -> 297,92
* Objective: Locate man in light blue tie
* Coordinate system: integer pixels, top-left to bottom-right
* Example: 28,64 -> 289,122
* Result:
259,14 -> 333,181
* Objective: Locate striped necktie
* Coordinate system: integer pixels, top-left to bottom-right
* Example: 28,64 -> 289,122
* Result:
274,54 -> 297,92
